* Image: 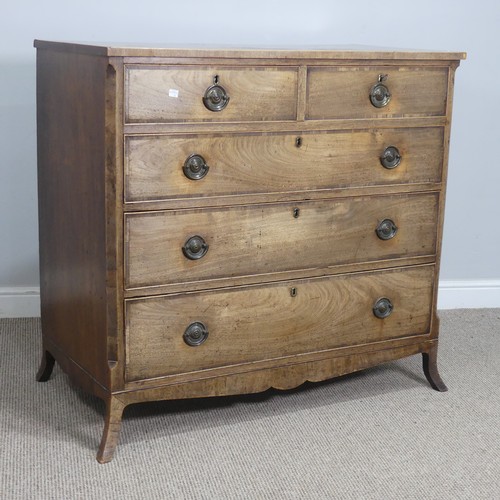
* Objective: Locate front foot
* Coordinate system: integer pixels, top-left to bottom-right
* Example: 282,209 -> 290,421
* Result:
422,344 -> 448,392
36,349 -> 55,382
97,396 -> 126,464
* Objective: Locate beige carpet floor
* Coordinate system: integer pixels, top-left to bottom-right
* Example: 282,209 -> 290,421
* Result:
1,310 -> 499,499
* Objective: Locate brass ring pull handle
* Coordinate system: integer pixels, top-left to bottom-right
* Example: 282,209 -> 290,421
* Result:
183,154 -> 210,180
203,75 -> 230,112
182,235 -> 209,260
380,146 -> 401,169
373,297 -> 394,319
183,321 -> 209,346
370,74 -> 391,108
375,219 -> 398,240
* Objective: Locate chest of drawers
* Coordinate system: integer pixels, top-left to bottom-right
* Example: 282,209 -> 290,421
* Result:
34,41 -> 465,462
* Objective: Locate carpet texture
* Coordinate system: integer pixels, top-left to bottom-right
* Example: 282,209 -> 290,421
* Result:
1,310 -> 499,499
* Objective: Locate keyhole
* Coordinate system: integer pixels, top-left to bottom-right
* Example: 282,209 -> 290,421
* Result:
293,208 -> 300,218
213,75 -> 219,84
295,137 -> 302,148
290,287 -> 297,297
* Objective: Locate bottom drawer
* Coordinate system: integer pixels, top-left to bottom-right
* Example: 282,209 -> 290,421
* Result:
125,265 -> 434,382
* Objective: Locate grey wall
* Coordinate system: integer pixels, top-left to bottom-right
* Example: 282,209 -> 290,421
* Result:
1,0 -> 499,289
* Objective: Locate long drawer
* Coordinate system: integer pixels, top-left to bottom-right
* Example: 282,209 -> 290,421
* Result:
124,127 -> 444,203
125,265 -> 434,381
125,65 -> 299,123
307,66 -> 448,119
124,192 -> 438,289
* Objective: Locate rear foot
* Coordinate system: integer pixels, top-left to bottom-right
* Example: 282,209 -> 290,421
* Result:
36,349 -> 55,382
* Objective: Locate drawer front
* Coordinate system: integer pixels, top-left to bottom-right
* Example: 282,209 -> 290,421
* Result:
125,193 -> 438,289
125,265 -> 434,381
307,66 -> 448,119
125,127 -> 444,203
125,65 -> 298,123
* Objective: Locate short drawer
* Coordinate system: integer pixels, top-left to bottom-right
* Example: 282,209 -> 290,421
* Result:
124,127 -> 444,203
307,66 -> 448,119
125,65 -> 298,123
125,265 -> 434,381
124,192 -> 438,289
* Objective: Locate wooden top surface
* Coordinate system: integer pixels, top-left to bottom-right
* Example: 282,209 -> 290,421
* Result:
34,40 -> 466,61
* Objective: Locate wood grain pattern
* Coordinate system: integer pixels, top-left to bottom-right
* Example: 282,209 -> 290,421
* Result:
97,396 -> 127,464
123,333 -> 433,389
124,127 -> 444,203
307,66 -> 449,119
123,116 -> 447,136
123,183 -> 444,214
125,65 -> 298,123
429,64 -> 460,337
123,255 -> 436,299
34,40 -> 466,61
120,340 -> 437,400
42,336 -> 110,403
36,48 -> 111,388
125,192 -> 439,289
34,42 -> 463,462
125,265 -> 434,381
104,58 -> 126,391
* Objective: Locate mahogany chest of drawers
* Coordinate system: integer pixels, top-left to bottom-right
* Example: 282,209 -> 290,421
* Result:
34,41 -> 465,462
